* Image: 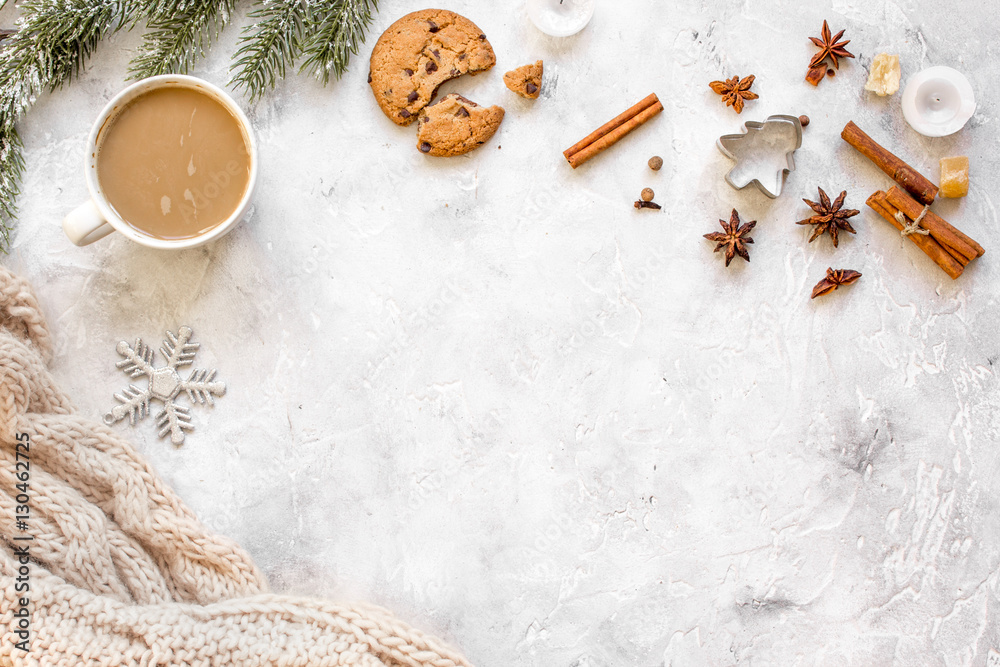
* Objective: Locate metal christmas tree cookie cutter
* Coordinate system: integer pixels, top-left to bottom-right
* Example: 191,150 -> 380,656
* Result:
717,114 -> 803,198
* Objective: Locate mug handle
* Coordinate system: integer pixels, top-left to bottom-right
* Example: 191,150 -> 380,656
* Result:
63,200 -> 115,246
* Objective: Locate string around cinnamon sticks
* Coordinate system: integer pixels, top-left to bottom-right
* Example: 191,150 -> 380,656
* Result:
884,187 -> 984,264
563,93 -> 663,169
866,187 -> 983,280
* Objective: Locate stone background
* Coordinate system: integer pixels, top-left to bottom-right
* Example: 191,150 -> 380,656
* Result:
2,0 -> 999,664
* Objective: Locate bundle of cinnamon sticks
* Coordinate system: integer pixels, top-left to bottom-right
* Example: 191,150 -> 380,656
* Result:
867,187 -> 984,280
842,121 -> 984,279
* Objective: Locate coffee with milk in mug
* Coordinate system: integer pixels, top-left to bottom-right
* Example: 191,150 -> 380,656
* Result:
95,86 -> 252,241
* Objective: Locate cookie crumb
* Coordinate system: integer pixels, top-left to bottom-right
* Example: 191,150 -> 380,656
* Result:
503,60 -> 543,99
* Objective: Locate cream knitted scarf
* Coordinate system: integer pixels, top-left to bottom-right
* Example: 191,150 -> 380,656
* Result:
0,267 -> 472,667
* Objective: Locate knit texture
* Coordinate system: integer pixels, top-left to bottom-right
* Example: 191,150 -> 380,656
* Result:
0,266 -> 472,667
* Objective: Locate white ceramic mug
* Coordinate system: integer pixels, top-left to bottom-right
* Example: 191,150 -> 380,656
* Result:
62,74 -> 258,249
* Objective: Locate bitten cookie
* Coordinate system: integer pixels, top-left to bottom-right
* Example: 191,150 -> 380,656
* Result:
369,9 -> 496,126
416,94 -> 504,157
503,60 -> 543,99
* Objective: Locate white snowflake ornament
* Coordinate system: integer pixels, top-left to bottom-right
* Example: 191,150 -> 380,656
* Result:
103,326 -> 225,445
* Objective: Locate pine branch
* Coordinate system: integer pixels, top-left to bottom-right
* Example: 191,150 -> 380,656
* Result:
300,0 -> 377,86
0,0 -> 130,251
229,0 -> 307,103
128,0 -> 236,79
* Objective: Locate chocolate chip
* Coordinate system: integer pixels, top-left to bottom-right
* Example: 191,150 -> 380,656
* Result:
419,142 -> 431,153
478,33 -> 485,40
526,83 -> 538,95
450,68 -> 459,76
404,68 -> 414,76
399,109 -> 411,118
427,20 -> 439,32
407,91 -> 418,103
455,107 -> 470,118
367,72 -> 372,83
426,61 -> 438,74
458,54 -> 467,61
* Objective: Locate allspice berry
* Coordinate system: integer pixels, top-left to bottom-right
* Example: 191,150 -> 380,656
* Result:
799,115 -> 810,127
641,188 -> 654,202
648,156 -> 663,171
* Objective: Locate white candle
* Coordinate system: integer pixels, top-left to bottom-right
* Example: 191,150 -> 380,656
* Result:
901,66 -> 976,137
527,0 -> 594,37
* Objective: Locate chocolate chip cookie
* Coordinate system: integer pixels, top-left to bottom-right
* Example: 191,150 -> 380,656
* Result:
369,9 -> 497,126
416,94 -> 504,157
503,60 -> 543,99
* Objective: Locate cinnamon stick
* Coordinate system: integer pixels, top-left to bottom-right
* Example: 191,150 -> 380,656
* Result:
564,93 -> 663,169
884,186 -> 985,264
866,191 -> 964,279
842,121 -> 939,205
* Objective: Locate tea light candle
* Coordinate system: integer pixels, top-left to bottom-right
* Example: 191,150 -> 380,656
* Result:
901,66 -> 976,137
527,0 -> 594,37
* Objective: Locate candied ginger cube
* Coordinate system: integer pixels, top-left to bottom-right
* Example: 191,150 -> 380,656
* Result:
939,156 -> 969,198
864,53 -> 901,96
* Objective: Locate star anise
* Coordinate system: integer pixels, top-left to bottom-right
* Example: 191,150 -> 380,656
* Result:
808,20 -> 854,70
796,187 -> 860,247
705,209 -> 755,266
709,75 -> 758,114
811,267 -> 862,299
